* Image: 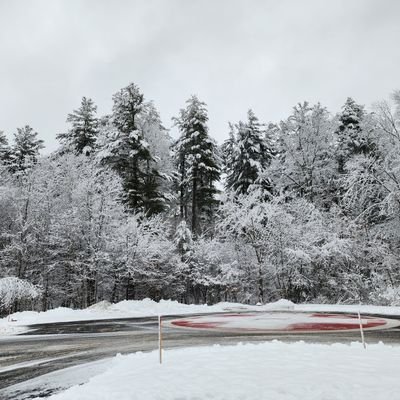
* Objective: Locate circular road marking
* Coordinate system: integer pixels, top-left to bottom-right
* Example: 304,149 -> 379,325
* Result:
166,312 -> 400,333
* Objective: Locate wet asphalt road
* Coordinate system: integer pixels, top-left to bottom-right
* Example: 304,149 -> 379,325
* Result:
1,312 -> 400,399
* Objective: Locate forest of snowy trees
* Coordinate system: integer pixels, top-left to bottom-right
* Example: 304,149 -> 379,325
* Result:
1,83 -> 400,313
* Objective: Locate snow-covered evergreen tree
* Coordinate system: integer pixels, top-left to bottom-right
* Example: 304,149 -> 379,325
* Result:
223,109 -> 275,195
57,97 -> 98,155
0,131 -> 10,164
100,83 -> 165,215
173,95 -> 220,236
9,125 -> 44,172
336,98 -> 376,173
221,123 -> 236,172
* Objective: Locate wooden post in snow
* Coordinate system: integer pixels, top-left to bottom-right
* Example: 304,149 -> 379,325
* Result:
358,308 -> 366,349
158,315 -> 163,364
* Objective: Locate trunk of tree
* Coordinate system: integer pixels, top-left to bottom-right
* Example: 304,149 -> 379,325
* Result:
191,167 -> 198,235
111,278 -> 118,303
180,157 -> 186,219
42,274 -> 49,311
258,266 -> 264,303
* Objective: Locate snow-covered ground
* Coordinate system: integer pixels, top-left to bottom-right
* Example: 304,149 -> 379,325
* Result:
1,298 -> 400,336
43,341 -> 400,400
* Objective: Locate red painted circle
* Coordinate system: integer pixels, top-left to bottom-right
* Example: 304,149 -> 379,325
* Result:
168,312 -> 397,333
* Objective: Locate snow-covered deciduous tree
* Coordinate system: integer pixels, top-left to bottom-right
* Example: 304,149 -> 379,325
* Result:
111,214 -> 179,301
217,188 -> 368,303
272,102 -> 336,207
137,102 -> 174,213
218,189 -> 280,302
174,220 -> 193,260
186,237 -> 242,304
138,102 -> 175,181
0,163 -> 51,283
339,155 -> 384,222
44,154 -> 126,308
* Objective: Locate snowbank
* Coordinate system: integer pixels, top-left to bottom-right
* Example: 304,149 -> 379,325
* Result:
45,341 -> 400,400
296,302 -> 400,316
2,297 -> 400,337
0,298 -> 294,336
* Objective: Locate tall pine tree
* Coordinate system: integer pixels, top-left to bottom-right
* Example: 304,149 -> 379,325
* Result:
0,131 -> 10,164
336,97 -> 375,173
57,97 -> 98,155
10,126 -> 44,172
101,83 -> 165,215
173,96 -> 220,236
223,109 -> 275,195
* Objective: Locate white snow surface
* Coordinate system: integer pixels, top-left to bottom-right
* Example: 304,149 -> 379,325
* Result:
44,341 -> 400,400
1,298 -> 400,336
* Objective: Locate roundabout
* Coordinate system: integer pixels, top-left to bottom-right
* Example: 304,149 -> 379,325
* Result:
167,312 -> 400,333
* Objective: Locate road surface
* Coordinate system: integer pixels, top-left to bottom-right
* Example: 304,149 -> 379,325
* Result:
1,311 -> 399,399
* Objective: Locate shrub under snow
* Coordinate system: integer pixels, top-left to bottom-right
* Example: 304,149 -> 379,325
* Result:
0,277 -> 41,314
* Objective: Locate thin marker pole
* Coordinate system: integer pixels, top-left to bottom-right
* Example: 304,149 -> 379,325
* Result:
358,308 -> 366,349
158,315 -> 163,364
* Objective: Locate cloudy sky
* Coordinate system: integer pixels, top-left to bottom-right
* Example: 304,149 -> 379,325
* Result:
0,0 -> 399,151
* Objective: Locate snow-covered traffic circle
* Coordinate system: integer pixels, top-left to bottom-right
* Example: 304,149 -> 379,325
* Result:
167,312 -> 400,333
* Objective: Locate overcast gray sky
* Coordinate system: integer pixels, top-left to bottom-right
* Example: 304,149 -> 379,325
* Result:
0,0 -> 399,151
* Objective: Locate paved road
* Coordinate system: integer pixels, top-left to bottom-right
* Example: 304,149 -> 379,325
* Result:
1,312 -> 400,399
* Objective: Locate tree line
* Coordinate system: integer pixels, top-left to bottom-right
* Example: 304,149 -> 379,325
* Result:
1,83 -> 400,313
